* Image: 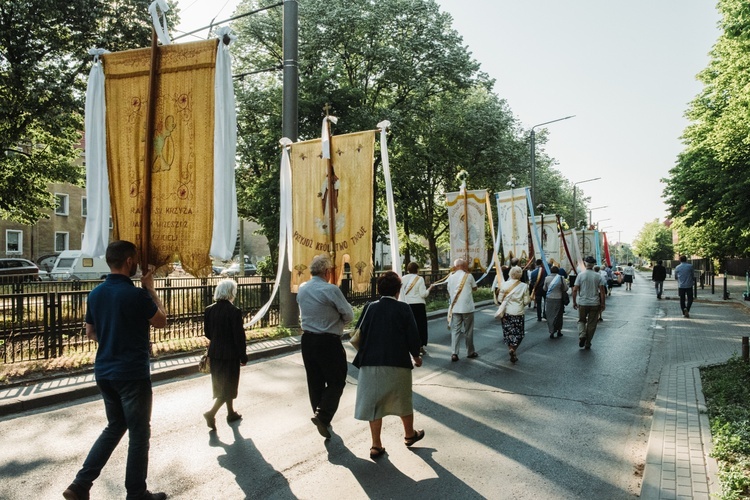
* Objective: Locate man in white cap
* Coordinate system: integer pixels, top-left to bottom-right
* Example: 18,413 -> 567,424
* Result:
572,256 -> 607,350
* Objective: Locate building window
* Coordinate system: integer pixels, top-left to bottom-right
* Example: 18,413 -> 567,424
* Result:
6,230 -> 22,253
82,197 -> 87,217
55,193 -> 69,216
109,217 -> 113,229
55,232 -> 69,252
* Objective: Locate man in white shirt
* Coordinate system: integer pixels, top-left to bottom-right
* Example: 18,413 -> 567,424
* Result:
447,259 -> 478,362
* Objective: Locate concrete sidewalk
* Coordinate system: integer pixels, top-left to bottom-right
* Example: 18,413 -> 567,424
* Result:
1,274 -> 749,499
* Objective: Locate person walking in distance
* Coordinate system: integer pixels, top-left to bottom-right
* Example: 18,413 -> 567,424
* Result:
447,258 -> 478,362
622,262 -> 636,291
651,260 -> 667,300
63,241 -> 168,500
297,254 -> 354,439
572,256 -> 607,350
674,256 -> 695,317
543,265 -> 568,338
529,259 -> 547,321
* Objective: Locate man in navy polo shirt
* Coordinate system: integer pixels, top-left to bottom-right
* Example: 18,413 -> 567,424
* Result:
64,241 -> 167,500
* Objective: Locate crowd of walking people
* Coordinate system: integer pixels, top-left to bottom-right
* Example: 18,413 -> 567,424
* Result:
66,241 -> 696,498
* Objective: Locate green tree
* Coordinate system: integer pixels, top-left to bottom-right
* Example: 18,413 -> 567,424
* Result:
663,0 -> 750,258
231,0 -> 489,268
633,219 -> 674,262
0,0 -> 174,224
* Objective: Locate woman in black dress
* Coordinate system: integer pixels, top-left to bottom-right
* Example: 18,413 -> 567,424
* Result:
203,279 -> 248,429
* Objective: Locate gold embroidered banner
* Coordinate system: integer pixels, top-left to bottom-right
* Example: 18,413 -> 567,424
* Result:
290,131 -> 374,292
102,40 -> 217,275
496,188 -> 529,263
445,189 -> 487,270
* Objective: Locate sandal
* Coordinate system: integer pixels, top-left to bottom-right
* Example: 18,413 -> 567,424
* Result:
404,429 -> 425,447
509,350 -> 518,363
369,446 -> 386,458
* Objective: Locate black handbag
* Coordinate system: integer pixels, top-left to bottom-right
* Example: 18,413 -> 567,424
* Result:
198,350 -> 210,374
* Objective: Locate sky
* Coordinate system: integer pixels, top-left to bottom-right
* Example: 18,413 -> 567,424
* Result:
173,0 -> 721,245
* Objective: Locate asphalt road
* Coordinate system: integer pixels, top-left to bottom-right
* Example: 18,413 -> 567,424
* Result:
0,277 -> 661,499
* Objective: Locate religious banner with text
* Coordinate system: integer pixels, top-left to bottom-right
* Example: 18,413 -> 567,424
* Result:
289,131 -> 375,292
445,189 -> 487,270
496,188 -> 529,263
102,39 -> 217,275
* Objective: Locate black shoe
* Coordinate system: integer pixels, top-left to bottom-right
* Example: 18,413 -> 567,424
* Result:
550,333 -> 555,339
451,354 -> 458,362
226,412 -> 242,423
579,338 -> 586,348
556,331 -> 563,337
311,416 -> 332,439
63,484 -> 89,500
203,411 -> 216,430
467,352 -> 479,359
585,345 -> 591,350
137,492 -> 167,500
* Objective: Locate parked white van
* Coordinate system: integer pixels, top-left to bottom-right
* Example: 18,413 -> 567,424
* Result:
50,251 -> 110,280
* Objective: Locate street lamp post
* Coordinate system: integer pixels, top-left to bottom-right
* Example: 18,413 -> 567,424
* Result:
572,177 -> 600,232
596,218 -> 611,230
530,115 -> 575,206
588,206 -> 608,228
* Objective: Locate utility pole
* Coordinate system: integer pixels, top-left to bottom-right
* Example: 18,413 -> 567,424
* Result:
279,0 -> 299,328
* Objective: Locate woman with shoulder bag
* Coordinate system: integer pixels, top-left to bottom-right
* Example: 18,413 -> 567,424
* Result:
496,266 -> 531,363
353,271 -> 425,459
400,262 -> 433,355
543,265 -> 568,339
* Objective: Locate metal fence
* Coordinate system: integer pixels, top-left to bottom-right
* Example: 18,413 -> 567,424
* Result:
0,276 -> 278,364
1,269 -> 494,364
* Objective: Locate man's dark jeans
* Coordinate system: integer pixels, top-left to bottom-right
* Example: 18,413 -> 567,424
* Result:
301,333 -> 347,425
534,292 -> 546,320
678,287 -> 694,312
72,378 -> 153,499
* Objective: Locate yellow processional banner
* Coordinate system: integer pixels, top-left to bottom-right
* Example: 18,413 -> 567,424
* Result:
445,189 -> 487,270
496,188 -> 529,263
290,131 -> 375,292
102,40 -> 217,275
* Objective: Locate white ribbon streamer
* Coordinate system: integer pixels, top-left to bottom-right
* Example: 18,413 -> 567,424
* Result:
244,139 -> 294,327
148,0 -> 172,45
81,48 -> 111,258
525,188 -> 551,275
378,121 -> 401,276
209,27 -> 238,260
320,115 -> 338,159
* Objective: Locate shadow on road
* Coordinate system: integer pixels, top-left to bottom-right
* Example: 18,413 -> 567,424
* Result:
209,421 -> 294,498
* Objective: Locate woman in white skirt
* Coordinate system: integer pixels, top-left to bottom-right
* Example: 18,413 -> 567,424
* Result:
352,271 -> 424,459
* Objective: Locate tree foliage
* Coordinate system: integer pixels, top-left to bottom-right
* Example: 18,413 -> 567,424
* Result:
633,219 -> 673,262
663,0 -> 750,258
232,0 -> 540,270
0,0 -> 169,224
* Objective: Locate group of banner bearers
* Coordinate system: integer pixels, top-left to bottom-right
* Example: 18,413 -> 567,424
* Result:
65,4 -> 626,495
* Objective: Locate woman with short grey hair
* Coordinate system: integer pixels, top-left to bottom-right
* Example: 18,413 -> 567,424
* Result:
203,279 -> 248,430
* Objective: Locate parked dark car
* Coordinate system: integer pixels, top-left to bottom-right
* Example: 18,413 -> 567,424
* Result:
220,263 -> 257,277
0,258 -> 40,283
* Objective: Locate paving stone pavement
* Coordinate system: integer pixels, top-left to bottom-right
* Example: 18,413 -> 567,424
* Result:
1,273 -> 749,499
640,274 -> 750,499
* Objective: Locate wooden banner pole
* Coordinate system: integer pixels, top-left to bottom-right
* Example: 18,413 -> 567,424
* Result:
141,28 -> 160,273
